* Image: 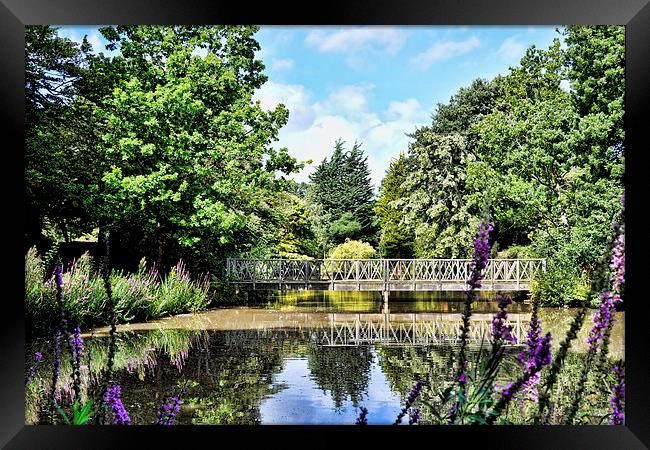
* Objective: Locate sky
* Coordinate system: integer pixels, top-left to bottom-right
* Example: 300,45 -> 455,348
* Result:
57,25 -> 562,189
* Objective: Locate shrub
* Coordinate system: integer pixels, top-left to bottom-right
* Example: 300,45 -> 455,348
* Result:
24,248 -> 212,332
328,239 -> 376,260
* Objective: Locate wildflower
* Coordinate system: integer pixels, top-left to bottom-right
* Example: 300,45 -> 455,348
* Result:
492,293 -> 516,344
610,230 -> 625,296
157,395 -> 181,425
104,385 -> 131,425
394,379 -> 425,425
450,221 -> 493,425
610,363 -> 625,425
408,407 -> 420,425
355,406 -> 368,425
467,222 -> 494,291
70,327 -> 84,361
25,351 -> 43,385
586,292 -> 618,353
486,333 -> 552,424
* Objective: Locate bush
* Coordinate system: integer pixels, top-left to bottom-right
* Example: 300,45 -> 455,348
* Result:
531,258 -> 596,307
497,244 -> 534,259
328,239 -> 376,260
25,247 -> 211,333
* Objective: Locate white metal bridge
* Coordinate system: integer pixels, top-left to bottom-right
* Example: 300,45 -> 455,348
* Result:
226,258 -> 546,292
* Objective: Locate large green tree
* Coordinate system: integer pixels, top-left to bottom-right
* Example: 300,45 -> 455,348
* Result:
86,26 -> 303,271
397,132 -> 479,258
473,29 -> 624,305
308,140 -> 377,252
375,153 -> 413,257
25,26 -> 98,249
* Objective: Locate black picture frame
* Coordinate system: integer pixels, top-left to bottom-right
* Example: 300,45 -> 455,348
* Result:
2,0 -> 648,448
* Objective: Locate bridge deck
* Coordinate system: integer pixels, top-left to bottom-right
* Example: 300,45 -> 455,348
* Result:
226,258 -> 546,292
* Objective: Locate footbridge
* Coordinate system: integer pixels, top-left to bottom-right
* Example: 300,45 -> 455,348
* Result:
226,258 -> 546,292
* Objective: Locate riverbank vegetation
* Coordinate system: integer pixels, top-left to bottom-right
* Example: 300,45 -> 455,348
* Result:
26,24 -> 624,326
25,248 -> 210,335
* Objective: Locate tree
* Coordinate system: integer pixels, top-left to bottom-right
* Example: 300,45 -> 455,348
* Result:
25,26 -> 97,249
397,132 -> 478,258
375,153 -> 413,257
308,140 -> 377,251
472,29 -> 624,305
85,26 -> 303,271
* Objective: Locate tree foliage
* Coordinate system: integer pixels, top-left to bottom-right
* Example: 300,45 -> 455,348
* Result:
375,153 -> 413,258
308,140 -> 377,252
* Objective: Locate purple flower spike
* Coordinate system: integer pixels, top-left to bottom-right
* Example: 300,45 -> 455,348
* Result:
157,395 -> 181,425
610,364 -> 625,425
587,292 -> 617,353
408,407 -> 420,425
407,379 -> 425,405
492,293 -> 516,344
355,406 -> 369,425
610,231 -> 625,295
467,222 -> 494,291
25,351 -> 44,385
104,385 -> 131,425
70,327 -> 84,360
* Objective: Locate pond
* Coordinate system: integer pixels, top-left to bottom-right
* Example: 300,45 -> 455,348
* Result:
25,291 -> 624,425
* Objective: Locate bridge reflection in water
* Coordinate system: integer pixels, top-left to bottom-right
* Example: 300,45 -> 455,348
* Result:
220,312 -> 530,348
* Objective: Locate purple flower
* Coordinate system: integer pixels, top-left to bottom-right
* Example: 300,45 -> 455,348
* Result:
355,406 -> 368,425
408,407 -> 420,425
25,351 -> 44,385
467,222 -> 494,290
407,379 -> 425,406
492,293 -> 516,344
610,231 -> 624,295
394,379 -> 425,425
610,363 -> 625,425
55,263 -> 63,296
157,395 -> 181,425
70,327 -> 84,361
499,333 -> 552,405
587,292 -> 618,353
531,332 -> 553,370
104,385 -> 131,425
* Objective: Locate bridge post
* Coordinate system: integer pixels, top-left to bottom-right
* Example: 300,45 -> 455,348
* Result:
253,260 -> 257,290
304,260 -> 308,290
356,260 -> 360,290
516,260 -> 520,290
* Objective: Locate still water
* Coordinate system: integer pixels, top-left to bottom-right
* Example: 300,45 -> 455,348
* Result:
25,291 -> 624,425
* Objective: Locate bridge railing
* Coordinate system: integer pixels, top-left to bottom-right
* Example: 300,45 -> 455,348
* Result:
226,258 -> 546,287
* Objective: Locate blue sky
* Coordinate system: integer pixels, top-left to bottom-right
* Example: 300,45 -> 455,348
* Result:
57,25 -> 562,188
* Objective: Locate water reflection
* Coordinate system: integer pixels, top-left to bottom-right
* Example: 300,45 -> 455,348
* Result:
26,295 -> 624,425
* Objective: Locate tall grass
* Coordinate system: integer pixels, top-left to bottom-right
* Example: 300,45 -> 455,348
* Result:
25,248 -> 211,332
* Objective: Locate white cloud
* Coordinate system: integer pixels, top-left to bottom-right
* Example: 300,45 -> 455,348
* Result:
411,36 -> 481,70
385,98 -> 428,122
315,84 -> 375,118
258,81 -> 429,188
271,58 -> 294,71
497,36 -> 526,61
305,27 -> 407,69
253,81 -> 315,131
